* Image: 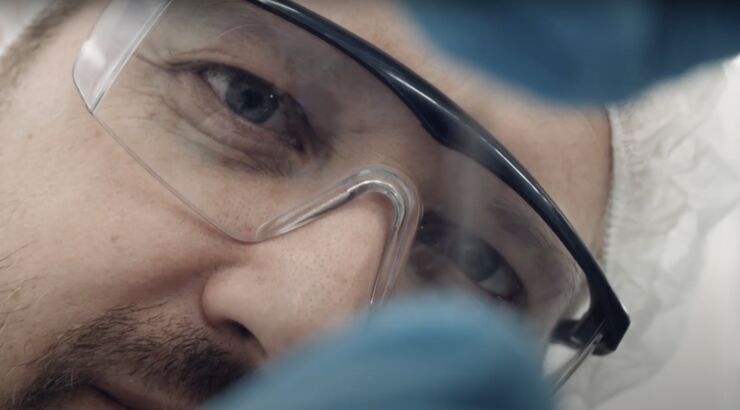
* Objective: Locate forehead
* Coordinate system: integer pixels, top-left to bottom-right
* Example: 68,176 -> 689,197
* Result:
292,0 -> 612,243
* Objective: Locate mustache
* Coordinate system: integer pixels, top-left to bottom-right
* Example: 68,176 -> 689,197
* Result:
9,304 -> 254,410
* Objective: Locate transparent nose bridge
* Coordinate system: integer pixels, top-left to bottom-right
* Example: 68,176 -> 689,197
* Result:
251,168 -> 421,305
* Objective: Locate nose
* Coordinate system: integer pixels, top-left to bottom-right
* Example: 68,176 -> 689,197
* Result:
201,195 -> 393,357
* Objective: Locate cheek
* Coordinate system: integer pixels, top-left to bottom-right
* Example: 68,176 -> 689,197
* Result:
0,102 -> 234,372
0,0 -> 241,393
8,119 -> 231,297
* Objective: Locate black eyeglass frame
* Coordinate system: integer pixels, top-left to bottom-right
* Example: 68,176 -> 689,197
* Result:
248,0 -> 629,356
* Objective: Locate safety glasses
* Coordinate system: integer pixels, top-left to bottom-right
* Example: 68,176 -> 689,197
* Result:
73,0 -> 629,388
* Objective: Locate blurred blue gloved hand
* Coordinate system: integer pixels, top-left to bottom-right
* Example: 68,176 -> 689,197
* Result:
402,0 -> 740,104
205,292 -> 552,410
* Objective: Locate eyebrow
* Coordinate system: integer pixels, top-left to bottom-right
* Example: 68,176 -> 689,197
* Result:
0,2 -> 85,115
188,1 -> 364,88
194,0 -> 277,39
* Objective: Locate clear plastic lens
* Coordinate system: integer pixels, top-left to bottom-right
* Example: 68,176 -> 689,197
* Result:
75,0 -> 598,381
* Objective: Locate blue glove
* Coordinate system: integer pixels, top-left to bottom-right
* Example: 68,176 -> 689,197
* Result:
402,0 -> 740,103
206,292 -> 552,410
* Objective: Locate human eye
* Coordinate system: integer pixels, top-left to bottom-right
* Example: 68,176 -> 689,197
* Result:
134,56 -> 329,176
408,212 -> 528,308
202,65 -> 282,126
196,63 -> 313,153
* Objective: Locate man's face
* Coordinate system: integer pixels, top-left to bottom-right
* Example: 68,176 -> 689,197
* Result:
0,1 -> 611,408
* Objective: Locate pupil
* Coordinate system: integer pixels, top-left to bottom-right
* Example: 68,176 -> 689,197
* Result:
242,89 -> 264,109
453,239 -> 500,282
225,75 -> 278,124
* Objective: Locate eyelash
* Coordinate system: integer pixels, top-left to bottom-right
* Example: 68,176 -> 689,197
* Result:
165,60 -> 308,175
412,212 -> 528,308
197,64 -> 287,135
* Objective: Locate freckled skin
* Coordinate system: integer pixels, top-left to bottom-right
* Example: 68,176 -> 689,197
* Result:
0,1 -> 611,408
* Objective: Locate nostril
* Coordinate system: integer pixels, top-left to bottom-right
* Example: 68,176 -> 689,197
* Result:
228,320 -> 255,339
223,319 -> 269,360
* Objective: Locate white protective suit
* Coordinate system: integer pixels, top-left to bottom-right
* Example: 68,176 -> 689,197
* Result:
563,66 -> 740,408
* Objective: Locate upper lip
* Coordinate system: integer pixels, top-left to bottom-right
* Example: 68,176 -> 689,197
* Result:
94,381 -> 185,410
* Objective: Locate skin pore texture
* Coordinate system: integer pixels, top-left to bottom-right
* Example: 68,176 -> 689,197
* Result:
0,1 -> 611,409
